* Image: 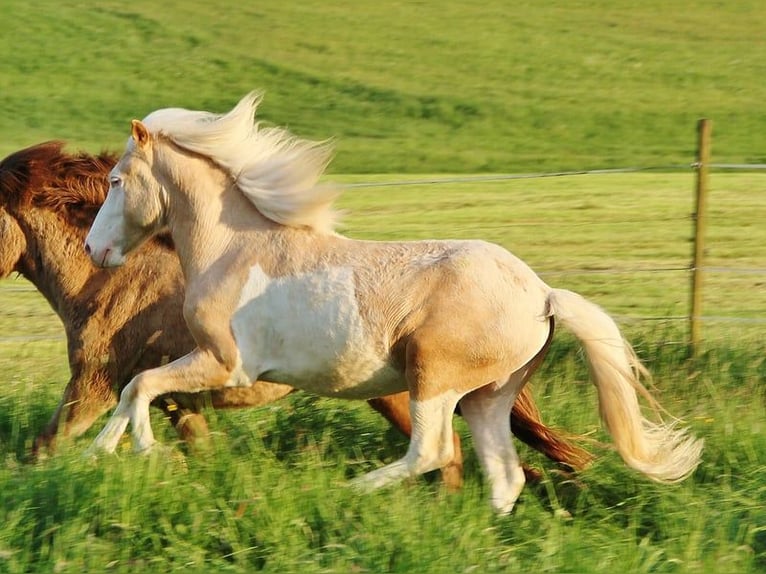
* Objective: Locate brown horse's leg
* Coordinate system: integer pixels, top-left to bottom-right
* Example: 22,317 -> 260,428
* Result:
170,410 -> 210,444
155,382 -> 296,448
33,369 -> 116,456
155,395 -> 211,448
509,317 -> 593,473
511,387 -> 594,472
368,391 -> 464,491
208,382 -> 295,410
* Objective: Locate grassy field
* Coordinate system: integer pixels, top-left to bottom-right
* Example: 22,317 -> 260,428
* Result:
0,173 -> 764,573
1,0 -> 765,572
2,171 -> 764,342
1,1 -> 765,172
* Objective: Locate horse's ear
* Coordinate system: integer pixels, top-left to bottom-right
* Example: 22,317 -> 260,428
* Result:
131,120 -> 151,149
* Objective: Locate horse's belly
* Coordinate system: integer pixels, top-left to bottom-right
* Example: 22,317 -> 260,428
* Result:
230,264 -> 405,399
263,352 -> 404,400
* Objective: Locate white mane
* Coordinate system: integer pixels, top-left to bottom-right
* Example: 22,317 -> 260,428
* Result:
141,92 -> 339,233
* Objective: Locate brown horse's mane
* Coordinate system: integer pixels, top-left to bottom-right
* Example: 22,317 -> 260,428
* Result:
0,141 -> 115,226
0,141 -> 174,248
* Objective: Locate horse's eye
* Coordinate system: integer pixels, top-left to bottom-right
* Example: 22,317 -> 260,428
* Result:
109,176 -> 122,188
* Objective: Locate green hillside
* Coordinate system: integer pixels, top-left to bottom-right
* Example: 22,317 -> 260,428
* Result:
1,0 -> 765,172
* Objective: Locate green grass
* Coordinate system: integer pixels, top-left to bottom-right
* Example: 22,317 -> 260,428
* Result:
0,333 -> 764,573
1,1 -> 765,172
1,173 -> 764,572
1,1 -> 765,571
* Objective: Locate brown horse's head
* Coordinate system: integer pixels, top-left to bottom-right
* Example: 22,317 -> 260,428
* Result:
0,142 -> 117,276
0,141 -> 116,228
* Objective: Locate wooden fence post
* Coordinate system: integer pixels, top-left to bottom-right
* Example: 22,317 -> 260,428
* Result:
690,119 -> 712,356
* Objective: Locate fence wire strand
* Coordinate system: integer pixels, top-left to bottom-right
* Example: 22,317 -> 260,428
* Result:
340,165 -> 692,190
1,162 -> 764,341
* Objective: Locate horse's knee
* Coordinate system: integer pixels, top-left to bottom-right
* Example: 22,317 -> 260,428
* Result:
33,380 -> 115,458
121,373 -> 153,405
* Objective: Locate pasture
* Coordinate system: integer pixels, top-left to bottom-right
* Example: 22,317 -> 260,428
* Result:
1,172 -> 764,573
1,1 -> 765,171
0,0 -> 764,571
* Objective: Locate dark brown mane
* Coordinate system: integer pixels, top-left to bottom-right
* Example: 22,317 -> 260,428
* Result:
0,141 -> 116,226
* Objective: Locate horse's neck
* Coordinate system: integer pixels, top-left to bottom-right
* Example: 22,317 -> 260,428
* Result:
166,178 -> 276,281
18,211 -> 96,319
160,156 -> 338,282
168,212 -> 237,282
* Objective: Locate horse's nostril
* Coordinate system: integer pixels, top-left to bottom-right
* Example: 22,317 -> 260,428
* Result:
84,243 -> 91,255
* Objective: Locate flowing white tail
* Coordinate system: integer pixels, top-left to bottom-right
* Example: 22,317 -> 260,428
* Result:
548,289 -> 703,482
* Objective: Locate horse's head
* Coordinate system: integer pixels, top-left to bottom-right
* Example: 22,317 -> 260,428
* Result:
85,121 -> 167,267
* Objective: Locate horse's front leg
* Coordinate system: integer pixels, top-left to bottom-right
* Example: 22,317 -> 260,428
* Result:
88,348 -> 235,454
35,368 -> 116,457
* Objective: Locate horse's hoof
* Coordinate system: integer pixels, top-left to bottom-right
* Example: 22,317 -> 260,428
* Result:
137,442 -> 188,469
348,475 -> 375,494
134,441 -> 159,455
82,442 -> 116,461
492,504 -> 516,516
554,508 -> 573,521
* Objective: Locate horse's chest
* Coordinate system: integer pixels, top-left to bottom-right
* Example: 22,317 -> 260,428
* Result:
230,264 -> 401,398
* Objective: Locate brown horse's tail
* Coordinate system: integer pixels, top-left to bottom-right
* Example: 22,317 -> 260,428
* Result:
511,387 -> 594,470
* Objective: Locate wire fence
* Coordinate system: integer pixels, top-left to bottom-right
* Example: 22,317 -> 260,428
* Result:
341,162 -> 766,190
344,162 -> 766,334
1,159 -> 764,344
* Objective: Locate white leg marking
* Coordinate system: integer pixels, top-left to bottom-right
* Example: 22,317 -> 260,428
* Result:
86,399 -> 131,455
351,391 -> 461,491
130,398 -> 156,453
460,377 -> 526,515
86,375 -> 156,455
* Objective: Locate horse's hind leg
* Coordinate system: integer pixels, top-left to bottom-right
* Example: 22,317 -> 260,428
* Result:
352,332 -> 493,492
368,391 -> 464,491
351,390 -> 461,491
507,318 -> 593,472
459,369 -> 529,515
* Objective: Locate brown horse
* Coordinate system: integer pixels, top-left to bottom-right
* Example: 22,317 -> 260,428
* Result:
0,140 -> 591,486
84,93 -> 701,513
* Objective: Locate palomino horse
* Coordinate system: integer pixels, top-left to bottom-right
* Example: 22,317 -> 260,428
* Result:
0,142 -> 592,483
85,93 -> 702,513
